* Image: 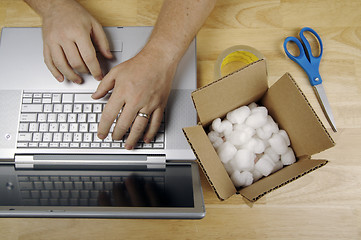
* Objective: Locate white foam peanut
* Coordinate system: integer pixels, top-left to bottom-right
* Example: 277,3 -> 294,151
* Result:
255,154 -> 275,177
226,106 -> 251,124
208,131 -> 221,143
264,147 -> 280,163
217,142 -> 237,164
248,102 -> 258,110
251,106 -> 268,116
212,138 -> 224,149
223,161 -> 234,175
252,169 -> 263,182
256,126 -> 273,140
211,118 -> 231,135
227,129 -> 254,147
230,171 -> 253,188
269,133 -> 288,155
281,147 -> 296,165
271,160 -> 284,174
245,112 -> 268,129
257,116 -> 279,140
231,149 -> 256,171
279,129 -> 291,146
253,137 -> 266,154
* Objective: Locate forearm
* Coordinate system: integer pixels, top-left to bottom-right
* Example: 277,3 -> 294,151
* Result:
144,0 -> 216,63
24,0 -> 79,17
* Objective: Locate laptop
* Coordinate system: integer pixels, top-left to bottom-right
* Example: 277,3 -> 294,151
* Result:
0,27 -> 205,219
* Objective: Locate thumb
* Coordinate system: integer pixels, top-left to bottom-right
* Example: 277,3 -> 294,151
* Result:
91,21 -> 113,59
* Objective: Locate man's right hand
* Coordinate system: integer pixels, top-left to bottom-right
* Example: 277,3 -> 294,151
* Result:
27,0 -> 113,83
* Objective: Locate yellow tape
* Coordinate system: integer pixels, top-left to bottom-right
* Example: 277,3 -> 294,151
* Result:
215,45 -> 264,79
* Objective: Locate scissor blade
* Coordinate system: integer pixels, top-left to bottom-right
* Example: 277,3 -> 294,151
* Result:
313,84 -> 337,132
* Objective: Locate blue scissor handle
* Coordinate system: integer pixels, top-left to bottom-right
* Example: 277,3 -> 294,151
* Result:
283,27 -> 323,86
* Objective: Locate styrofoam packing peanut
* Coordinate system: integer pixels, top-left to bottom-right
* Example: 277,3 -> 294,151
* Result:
268,132 -> 288,155
226,128 -> 254,147
207,102 -> 297,187
230,171 -> 253,188
212,138 -> 224,149
223,161 -> 234,175
208,131 -> 221,143
242,137 -> 258,152
226,106 -> 251,124
245,111 -> 268,129
248,102 -> 258,110
251,106 -> 268,116
256,115 -> 279,140
279,129 -> 291,146
255,154 -> 275,177
251,169 -> 264,182
212,118 -> 233,137
281,147 -> 296,165
217,141 -> 237,164
253,137 -> 266,154
229,149 -> 256,172
272,160 -> 284,174
264,147 -> 280,163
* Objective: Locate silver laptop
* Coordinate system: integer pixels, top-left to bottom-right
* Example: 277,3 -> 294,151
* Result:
0,27 -> 205,219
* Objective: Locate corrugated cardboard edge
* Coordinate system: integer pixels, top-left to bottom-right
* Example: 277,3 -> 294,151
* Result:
183,126 -> 236,200
263,73 -> 335,150
239,157 -> 328,202
191,59 -> 268,127
283,73 -> 335,145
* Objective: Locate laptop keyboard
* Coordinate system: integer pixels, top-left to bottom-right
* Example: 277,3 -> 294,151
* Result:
17,92 -> 165,149
18,174 -> 165,206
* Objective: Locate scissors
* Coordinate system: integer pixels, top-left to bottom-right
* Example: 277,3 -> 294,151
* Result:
283,27 -> 337,132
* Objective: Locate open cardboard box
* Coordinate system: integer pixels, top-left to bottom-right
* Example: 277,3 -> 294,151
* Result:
183,59 -> 335,202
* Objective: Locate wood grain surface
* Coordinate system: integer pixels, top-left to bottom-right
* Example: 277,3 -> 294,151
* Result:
1,0 -> 360,239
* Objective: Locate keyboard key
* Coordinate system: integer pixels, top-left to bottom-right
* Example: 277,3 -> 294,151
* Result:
80,143 -> 90,148
70,143 -> 80,148
18,133 -> 32,141
74,93 -> 108,103
52,94 -> 61,103
44,104 -> 53,112
23,98 -> 32,104
19,182 -> 33,190
73,104 -> 82,113
54,104 -> 63,112
21,104 -> 43,113
20,113 -> 37,122
19,123 -> 29,132
29,123 -> 39,132
62,94 -> 73,103
17,142 -> 28,148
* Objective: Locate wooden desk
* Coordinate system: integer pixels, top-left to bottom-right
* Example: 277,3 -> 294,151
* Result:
1,0 -> 360,239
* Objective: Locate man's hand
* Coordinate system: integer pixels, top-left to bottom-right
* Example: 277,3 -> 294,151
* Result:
92,47 -> 177,150
26,0 -> 113,83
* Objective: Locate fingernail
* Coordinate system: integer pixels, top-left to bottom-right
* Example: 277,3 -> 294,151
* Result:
56,76 -> 64,82
95,74 -> 103,81
107,49 -> 113,57
98,133 -> 106,139
144,138 -> 151,143
125,144 -> 134,150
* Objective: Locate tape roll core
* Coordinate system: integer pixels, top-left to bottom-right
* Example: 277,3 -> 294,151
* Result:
215,45 -> 264,79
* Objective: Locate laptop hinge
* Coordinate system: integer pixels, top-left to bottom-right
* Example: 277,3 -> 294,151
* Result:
15,154 -> 166,170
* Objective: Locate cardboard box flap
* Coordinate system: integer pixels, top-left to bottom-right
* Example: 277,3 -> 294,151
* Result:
183,125 -> 236,200
261,73 -> 335,157
191,59 -> 268,127
239,158 -> 328,202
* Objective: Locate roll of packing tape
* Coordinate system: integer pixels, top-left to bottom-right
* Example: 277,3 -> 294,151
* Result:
214,45 -> 265,79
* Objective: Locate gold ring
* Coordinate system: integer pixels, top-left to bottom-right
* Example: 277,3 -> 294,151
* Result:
137,112 -> 150,119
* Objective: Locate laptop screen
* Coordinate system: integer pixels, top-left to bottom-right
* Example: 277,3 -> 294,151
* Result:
0,164 -> 194,208
0,162 -> 204,218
